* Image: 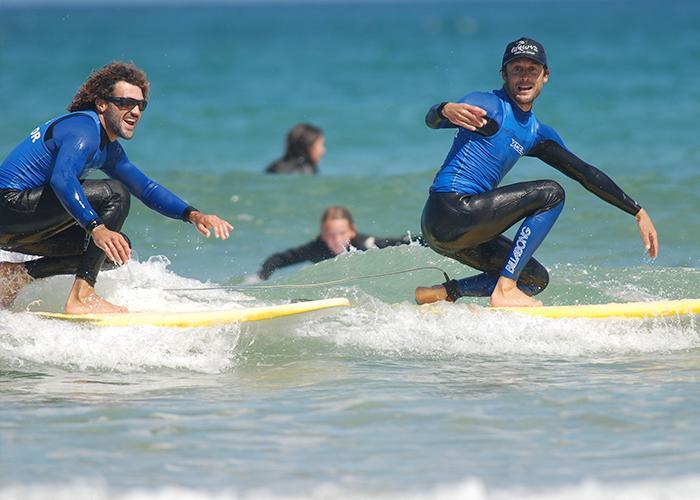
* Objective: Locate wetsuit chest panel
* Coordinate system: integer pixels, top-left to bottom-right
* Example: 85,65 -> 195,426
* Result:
430,89 -> 542,195
0,111 -> 106,190
496,100 -> 540,168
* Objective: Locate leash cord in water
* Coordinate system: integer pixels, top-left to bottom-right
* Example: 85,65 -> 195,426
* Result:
163,266 -> 452,292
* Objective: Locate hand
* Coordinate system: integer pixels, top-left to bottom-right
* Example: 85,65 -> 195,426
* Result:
189,211 -> 234,240
91,225 -> 131,265
635,208 -> 658,259
441,103 -> 488,131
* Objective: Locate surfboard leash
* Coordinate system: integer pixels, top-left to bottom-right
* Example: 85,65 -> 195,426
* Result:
163,265 -> 452,292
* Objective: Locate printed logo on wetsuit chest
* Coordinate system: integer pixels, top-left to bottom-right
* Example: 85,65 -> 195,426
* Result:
509,138 -> 524,156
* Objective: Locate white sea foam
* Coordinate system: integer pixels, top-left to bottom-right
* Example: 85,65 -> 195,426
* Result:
1,257 -> 698,374
12,255 -> 254,313
0,257 -> 253,374
3,476 -> 700,500
300,294 -> 700,358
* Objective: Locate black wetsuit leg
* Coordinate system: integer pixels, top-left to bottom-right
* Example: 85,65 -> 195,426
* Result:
421,180 -> 565,296
0,179 -> 131,286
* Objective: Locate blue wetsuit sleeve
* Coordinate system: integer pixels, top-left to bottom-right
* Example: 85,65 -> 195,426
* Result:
103,146 -> 194,221
527,125 -> 642,216
531,123 -> 568,150
48,115 -> 103,229
425,92 -> 502,136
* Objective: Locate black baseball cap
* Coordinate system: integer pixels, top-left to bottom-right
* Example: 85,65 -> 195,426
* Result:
502,37 -> 547,68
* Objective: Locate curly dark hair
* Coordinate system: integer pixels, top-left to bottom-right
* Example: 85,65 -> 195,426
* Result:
67,61 -> 149,112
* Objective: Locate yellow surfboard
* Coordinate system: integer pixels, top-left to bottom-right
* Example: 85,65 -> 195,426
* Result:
33,297 -> 351,327
495,298 -> 700,319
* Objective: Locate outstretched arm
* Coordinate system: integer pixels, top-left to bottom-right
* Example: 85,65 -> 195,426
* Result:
104,149 -> 233,240
426,92 -> 503,135
425,102 -> 488,130
529,140 -> 658,258
187,210 -> 233,240
258,241 -> 318,280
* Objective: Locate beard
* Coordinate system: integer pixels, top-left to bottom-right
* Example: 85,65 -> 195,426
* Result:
103,109 -> 136,140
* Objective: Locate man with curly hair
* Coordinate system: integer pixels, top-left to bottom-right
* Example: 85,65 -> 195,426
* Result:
0,61 -> 233,313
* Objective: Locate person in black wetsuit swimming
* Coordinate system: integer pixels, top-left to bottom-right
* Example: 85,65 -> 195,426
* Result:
258,206 -> 417,280
0,62 -> 233,313
265,123 -> 325,174
415,37 -> 658,307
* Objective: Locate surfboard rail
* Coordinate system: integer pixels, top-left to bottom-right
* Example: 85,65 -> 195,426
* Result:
32,297 -> 351,327
495,298 -> 700,319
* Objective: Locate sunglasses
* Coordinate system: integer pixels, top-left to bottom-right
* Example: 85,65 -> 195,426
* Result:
104,96 -> 148,111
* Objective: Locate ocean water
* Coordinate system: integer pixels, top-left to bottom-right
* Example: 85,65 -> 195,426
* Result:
1,1 -> 700,499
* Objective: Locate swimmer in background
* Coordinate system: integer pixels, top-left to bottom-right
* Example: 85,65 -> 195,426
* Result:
258,206 -> 420,280
265,123 -> 325,174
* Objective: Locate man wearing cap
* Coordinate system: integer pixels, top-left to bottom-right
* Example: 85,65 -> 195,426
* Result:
415,37 -> 658,307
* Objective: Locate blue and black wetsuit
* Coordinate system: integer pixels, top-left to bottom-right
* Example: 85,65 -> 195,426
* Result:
421,88 -> 641,300
0,111 -> 197,286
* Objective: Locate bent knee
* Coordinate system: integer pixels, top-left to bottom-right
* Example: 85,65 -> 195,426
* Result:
104,180 -> 131,214
541,180 -> 565,208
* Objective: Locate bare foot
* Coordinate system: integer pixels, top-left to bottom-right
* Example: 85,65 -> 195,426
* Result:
415,285 -> 449,305
64,278 -> 128,314
0,262 -> 33,307
489,277 -> 543,308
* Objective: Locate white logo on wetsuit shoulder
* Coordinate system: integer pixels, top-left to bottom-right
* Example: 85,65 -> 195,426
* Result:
510,138 -> 524,155
30,127 -> 41,143
505,226 -> 531,274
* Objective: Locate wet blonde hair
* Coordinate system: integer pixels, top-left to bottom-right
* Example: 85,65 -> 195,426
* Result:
320,206 -> 354,226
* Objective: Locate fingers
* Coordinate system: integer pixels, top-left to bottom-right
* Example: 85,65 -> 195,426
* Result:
647,231 -> 658,259
196,222 -> 211,238
460,105 -> 487,130
446,104 -> 487,131
94,230 -> 131,265
636,211 -> 658,259
214,220 -> 234,240
194,215 -> 234,240
103,243 -> 122,265
101,241 -> 118,265
210,220 -> 233,240
115,235 -> 132,263
642,232 -> 652,256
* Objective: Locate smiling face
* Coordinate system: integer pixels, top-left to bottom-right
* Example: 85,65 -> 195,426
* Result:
95,81 -> 144,141
501,58 -> 549,112
320,218 -> 357,256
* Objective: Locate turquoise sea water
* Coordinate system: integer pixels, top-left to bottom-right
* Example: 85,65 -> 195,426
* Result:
1,1 -> 700,499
